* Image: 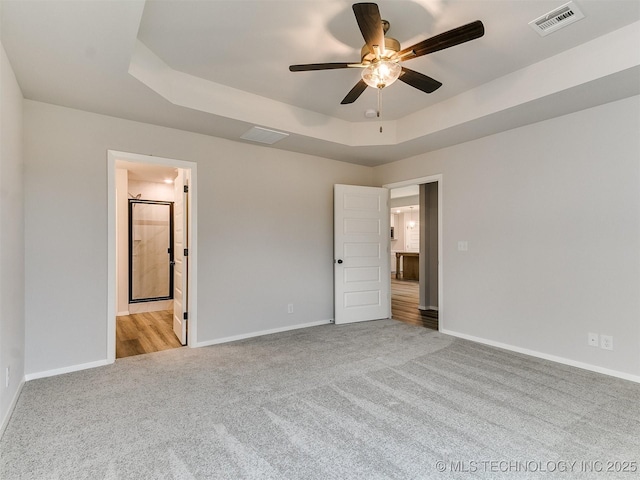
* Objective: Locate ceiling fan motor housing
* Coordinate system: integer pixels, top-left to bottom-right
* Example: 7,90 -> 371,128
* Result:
360,37 -> 401,64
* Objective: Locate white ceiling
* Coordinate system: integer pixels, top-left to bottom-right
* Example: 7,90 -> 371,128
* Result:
2,1 -> 639,166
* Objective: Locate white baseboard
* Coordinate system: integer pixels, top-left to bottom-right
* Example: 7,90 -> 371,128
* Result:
0,378 -> 25,439
194,319 -> 332,348
440,328 -> 640,384
23,320 -> 333,380
116,310 -> 129,316
24,358 -> 111,381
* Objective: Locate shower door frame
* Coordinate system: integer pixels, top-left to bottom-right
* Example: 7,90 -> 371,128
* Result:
128,199 -> 175,303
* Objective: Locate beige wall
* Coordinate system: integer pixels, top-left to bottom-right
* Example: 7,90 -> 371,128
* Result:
23,100 -> 373,376
115,169 -> 128,315
128,178 -> 174,202
374,96 -> 640,378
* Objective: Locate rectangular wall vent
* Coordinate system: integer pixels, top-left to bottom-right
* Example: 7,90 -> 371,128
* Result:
240,126 -> 289,145
529,1 -> 585,37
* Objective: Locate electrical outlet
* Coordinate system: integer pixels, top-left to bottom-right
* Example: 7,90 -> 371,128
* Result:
287,304 -> 294,314
5,366 -> 9,388
457,241 -> 468,251
588,332 -> 599,347
600,335 -> 613,351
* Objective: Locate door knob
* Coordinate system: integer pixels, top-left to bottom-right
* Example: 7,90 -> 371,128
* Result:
337,259 -> 343,264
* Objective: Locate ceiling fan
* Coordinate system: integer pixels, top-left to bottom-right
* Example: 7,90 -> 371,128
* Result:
289,2 -> 484,107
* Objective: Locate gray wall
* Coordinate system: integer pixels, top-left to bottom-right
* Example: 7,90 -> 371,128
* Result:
419,183 -> 438,310
4,59 -> 639,396
374,96 -> 640,378
0,44 -> 25,431
23,100 -> 372,376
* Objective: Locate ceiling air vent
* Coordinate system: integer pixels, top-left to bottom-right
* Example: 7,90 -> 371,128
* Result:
529,1 -> 585,37
240,126 -> 289,145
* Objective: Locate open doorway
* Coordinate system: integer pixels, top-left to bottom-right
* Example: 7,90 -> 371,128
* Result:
107,151 -> 197,363
386,176 -> 442,330
116,163 -> 181,358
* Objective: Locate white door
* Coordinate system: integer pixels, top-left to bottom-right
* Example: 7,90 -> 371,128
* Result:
173,169 -> 189,344
334,184 -> 390,324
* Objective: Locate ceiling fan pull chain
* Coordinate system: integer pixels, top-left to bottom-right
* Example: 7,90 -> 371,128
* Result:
378,88 -> 383,133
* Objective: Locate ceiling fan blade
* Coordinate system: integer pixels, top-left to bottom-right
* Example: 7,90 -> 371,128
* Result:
353,3 -> 385,56
289,62 -> 355,72
399,68 -> 442,94
397,20 -> 484,60
341,79 -> 368,104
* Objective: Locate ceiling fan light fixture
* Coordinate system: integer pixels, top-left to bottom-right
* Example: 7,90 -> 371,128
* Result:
289,4 -> 485,105
361,60 -> 401,89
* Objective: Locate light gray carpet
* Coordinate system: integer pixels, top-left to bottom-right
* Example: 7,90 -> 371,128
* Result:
2,320 -> 639,479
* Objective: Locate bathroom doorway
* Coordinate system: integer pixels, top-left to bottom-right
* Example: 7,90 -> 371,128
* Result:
107,150 -> 198,362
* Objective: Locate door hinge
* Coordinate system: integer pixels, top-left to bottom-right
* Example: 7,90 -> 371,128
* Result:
183,312 -> 188,321
184,185 -> 189,193
184,248 -> 189,257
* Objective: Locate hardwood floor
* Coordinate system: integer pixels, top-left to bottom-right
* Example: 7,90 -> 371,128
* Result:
116,280 -> 436,359
116,310 -> 183,359
391,276 -> 438,330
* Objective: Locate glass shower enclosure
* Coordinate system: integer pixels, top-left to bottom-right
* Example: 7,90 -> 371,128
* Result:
128,199 -> 174,303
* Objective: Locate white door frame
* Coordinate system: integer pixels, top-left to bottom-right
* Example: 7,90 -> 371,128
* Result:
107,150 -> 198,363
383,174 -> 443,330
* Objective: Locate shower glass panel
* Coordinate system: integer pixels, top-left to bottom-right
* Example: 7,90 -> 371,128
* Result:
129,200 -> 174,303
